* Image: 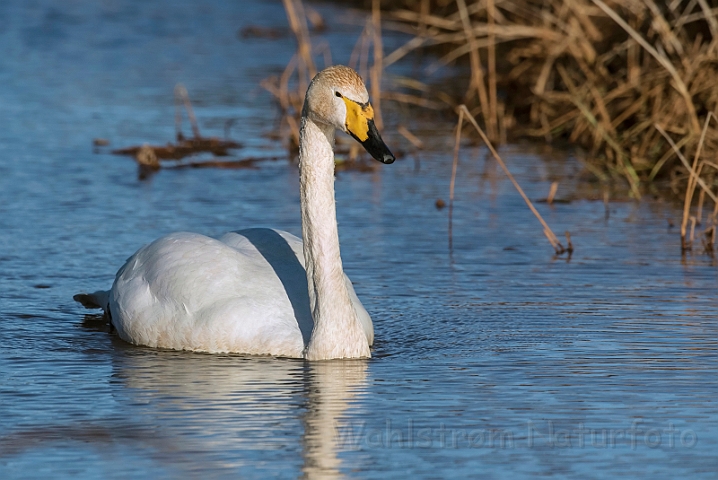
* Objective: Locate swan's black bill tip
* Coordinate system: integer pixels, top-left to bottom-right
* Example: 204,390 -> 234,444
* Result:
359,119 -> 396,165
381,153 -> 396,164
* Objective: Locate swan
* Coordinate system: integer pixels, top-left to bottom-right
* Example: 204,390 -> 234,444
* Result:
74,65 -> 395,360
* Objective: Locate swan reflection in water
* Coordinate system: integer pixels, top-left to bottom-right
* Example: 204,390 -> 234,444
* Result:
0,335 -> 370,478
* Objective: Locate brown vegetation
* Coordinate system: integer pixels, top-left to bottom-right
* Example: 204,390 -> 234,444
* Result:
380,0 -> 718,252
384,1 -> 718,191
451,105 -> 570,254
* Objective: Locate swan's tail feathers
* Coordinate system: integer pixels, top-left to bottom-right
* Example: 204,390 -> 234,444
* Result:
73,290 -> 110,310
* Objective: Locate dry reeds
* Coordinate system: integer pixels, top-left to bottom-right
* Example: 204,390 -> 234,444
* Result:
383,0 -> 718,198
450,105 -> 568,255
656,113 -> 718,253
374,0 -> 718,255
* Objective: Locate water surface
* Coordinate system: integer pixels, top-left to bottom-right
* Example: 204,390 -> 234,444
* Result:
1,0 -> 717,478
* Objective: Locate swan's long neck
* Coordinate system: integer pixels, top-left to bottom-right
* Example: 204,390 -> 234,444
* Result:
299,115 -> 371,360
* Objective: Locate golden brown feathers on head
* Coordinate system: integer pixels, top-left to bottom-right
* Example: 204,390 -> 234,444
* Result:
302,66 -> 369,128
312,65 -> 368,103
302,65 -> 395,164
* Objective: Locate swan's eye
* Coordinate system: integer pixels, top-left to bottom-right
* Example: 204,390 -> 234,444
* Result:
335,91 -> 342,98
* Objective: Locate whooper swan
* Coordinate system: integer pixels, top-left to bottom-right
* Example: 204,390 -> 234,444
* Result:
74,65 -> 395,360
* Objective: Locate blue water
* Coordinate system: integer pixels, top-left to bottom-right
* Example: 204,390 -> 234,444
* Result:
1,0 -> 717,478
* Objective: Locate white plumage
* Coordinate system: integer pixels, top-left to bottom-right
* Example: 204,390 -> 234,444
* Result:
103,229 -> 371,356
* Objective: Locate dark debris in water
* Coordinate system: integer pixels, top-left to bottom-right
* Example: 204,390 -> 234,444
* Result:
536,198 -> 572,204
112,137 -> 244,162
8,312 -> 41,320
168,156 -> 281,170
238,25 -> 288,40
100,83 -> 258,176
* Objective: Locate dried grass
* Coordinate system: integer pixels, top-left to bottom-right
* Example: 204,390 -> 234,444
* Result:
383,0 -> 718,201
462,105 -> 567,254
377,0 -> 718,254
450,105 -> 567,254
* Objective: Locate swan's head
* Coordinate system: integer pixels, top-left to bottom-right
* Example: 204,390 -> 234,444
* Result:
304,65 -> 395,164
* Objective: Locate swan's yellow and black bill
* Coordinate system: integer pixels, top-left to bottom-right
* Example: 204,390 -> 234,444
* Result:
343,98 -> 395,164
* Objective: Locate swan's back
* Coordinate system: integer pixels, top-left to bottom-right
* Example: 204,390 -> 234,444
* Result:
105,228 -> 372,356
